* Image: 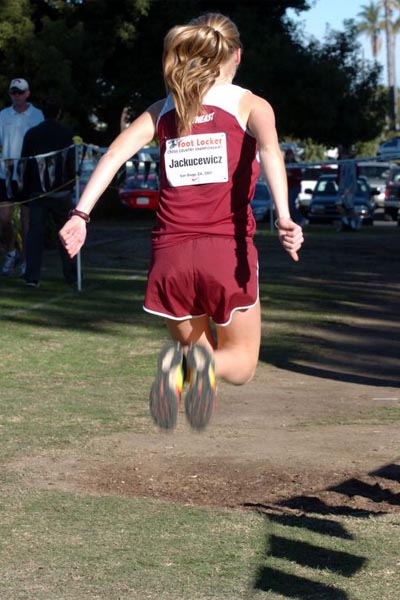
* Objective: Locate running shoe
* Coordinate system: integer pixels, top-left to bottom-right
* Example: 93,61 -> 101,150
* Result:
185,344 -> 216,430
149,341 -> 184,430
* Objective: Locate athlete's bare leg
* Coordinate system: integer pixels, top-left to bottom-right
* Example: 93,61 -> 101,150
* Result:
214,300 -> 261,385
165,314 -> 215,351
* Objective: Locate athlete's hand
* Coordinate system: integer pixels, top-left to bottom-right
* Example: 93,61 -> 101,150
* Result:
59,216 -> 87,258
275,217 -> 304,262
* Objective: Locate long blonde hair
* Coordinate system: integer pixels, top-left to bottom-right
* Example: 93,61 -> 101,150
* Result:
163,13 -> 242,136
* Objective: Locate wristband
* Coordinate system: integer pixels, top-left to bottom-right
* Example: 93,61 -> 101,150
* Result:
69,208 -> 90,223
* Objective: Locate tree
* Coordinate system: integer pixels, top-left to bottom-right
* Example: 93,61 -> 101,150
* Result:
357,1 -> 383,59
233,16 -> 386,147
357,0 -> 400,130
393,0 -> 400,124
0,0 -> 152,142
382,0 -> 398,128
0,0 -> 388,146
0,0 -> 35,98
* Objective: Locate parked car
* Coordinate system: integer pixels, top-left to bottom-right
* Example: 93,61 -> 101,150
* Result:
250,179 -> 274,222
377,137 -> 400,159
125,146 -> 160,176
118,174 -> 159,211
356,161 -> 394,209
307,174 -> 375,225
384,165 -> 400,220
296,165 -> 338,217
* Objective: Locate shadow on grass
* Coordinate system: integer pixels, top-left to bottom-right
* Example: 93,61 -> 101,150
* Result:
248,458 -> 400,599
256,228 -> 400,387
0,269 -> 152,334
269,534 -> 367,575
244,509 -> 354,539
247,500 -> 369,599
262,352 -> 400,388
254,567 -> 349,598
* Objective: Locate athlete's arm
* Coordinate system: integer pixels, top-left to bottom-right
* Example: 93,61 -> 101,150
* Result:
59,100 -> 163,258
243,93 -> 304,262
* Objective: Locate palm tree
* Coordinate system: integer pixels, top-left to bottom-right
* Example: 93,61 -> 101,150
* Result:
394,0 -> 400,26
381,0 -> 398,128
392,0 -> 400,128
357,1 -> 383,59
357,1 -> 400,129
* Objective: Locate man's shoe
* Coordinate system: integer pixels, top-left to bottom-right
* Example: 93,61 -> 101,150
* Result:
25,280 -> 40,288
185,344 -> 216,430
149,342 -> 184,430
1,250 -> 18,276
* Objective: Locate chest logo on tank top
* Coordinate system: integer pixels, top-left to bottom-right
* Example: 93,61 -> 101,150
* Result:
165,132 -> 228,187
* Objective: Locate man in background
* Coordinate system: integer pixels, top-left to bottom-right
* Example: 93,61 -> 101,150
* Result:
21,95 -> 77,287
336,145 -> 360,231
0,78 -> 44,275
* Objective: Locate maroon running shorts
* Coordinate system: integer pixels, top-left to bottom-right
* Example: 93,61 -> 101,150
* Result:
143,236 -> 259,326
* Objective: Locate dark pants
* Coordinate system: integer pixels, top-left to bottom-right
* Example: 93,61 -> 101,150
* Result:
25,194 -> 77,283
288,186 -> 304,224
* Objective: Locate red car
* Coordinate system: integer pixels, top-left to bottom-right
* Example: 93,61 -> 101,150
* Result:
118,174 -> 159,211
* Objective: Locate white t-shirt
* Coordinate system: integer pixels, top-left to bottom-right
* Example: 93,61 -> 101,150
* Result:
0,103 -> 44,179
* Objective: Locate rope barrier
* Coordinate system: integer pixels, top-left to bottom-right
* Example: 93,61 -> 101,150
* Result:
0,178 -> 77,208
0,142 -> 107,202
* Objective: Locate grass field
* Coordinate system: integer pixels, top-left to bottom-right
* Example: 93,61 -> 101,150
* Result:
0,218 -> 399,599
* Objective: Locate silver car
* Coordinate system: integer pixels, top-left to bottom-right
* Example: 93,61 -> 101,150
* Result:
377,137 -> 400,159
357,161 -> 394,209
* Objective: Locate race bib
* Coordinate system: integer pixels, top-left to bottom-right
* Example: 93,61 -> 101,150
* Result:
164,132 -> 228,187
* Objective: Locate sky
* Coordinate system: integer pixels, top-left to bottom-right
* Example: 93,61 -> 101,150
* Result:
287,0 -> 399,82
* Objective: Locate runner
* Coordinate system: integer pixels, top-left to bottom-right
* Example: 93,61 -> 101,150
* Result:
59,12 -> 304,431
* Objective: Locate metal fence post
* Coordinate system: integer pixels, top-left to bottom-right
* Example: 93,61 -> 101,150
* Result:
73,139 -> 83,292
